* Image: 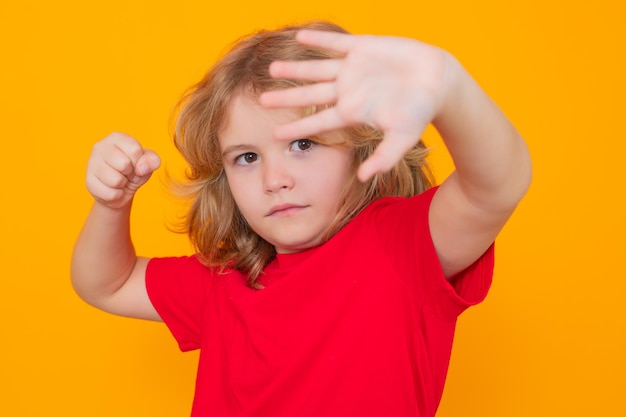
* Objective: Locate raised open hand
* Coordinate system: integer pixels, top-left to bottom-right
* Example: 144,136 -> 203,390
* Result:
260,29 -> 457,182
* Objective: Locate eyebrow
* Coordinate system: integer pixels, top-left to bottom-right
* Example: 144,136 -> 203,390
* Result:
221,144 -> 255,158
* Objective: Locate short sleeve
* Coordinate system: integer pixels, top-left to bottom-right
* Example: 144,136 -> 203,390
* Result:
146,256 -> 213,351
428,244 -> 494,322
369,186 -> 494,322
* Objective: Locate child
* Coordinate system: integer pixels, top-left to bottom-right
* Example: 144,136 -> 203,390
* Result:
72,21 -> 531,417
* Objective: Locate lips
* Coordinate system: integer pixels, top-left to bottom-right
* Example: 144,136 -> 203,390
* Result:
266,203 -> 307,217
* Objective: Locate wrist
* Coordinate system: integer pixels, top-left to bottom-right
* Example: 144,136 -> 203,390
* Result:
92,197 -> 134,217
431,57 -> 481,131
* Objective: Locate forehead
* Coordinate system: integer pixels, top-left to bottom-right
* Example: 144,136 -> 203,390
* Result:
231,94 -> 298,126
219,94 -> 348,148
218,95 -> 296,147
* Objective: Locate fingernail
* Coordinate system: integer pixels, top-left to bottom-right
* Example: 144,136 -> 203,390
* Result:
137,164 -> 147,176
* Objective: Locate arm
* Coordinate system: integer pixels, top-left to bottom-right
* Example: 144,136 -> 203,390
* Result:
259,30 -> 531,278
428,57 -> 531,277
71,132 -> 162,320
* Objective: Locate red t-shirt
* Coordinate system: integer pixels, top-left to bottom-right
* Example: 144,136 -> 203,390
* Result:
146,187 -> 494,416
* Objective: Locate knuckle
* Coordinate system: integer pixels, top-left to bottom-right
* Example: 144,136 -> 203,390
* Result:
126,143 -> 144,160
113,154 -> 134,172
109,172 -> 129,189
104,188 -> 124,202
87,181 -> 118,203
107,131 -> 128,142
91,140 -> 107,155
100,183 -> 126,202
100,132 -> 144,160
85,175 -> 98,194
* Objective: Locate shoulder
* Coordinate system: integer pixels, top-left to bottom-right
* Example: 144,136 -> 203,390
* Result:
146,255 -> 247,292
328,187 -> 440,265
362,186 -> 438,216
352,186 -> 438,234
146,255 -> 223,297
148,255 -> 208,276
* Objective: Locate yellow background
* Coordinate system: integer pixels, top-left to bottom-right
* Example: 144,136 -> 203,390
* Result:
1,0 -> 624,415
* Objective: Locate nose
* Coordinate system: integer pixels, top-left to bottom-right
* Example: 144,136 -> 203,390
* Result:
263,159 -> 295,193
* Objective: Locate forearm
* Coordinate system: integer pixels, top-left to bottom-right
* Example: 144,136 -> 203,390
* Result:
71,201 -> 138,307
433,55 -> 532,210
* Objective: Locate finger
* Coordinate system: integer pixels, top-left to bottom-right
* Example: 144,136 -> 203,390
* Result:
268,59 -> 341,82
101,146 -> 136,179
295,29 -> 357,54
260,82 -> 336,109
357,131 -> 421,182
106,132 -> 145,166
93,163 -> 132,190
135,150 -> 161,177
87,175 -> 125,203
273,108 -> 347,141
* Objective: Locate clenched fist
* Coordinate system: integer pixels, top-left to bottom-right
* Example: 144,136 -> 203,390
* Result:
85,132 -> 161,209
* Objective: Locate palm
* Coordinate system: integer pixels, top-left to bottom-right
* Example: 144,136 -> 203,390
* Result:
260,30 -> 451,181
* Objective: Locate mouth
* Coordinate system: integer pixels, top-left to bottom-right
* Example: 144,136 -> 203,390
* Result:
266,203 -> 308,217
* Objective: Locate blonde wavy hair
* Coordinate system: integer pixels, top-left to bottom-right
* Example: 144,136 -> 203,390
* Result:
172,21 -> 434,288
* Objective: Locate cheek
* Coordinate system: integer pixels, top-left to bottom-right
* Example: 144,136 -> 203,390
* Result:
312,152 -> 354,203
224,172 -> 251,212
327,150 -> 355,183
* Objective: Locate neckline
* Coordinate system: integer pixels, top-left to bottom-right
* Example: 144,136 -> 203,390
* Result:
272,244 -> 322,270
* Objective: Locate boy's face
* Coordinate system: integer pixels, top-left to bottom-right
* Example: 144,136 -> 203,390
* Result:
219,95 -> 354,254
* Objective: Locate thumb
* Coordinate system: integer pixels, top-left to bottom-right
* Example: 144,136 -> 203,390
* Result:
134,150 -> 161,177
357,130 -> 418,182
129,150 -> 161,188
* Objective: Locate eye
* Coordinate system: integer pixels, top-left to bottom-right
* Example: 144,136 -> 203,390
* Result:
234,152 -> 258,165
290,138 -> 315,152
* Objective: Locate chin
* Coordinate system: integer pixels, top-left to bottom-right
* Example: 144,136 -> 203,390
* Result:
273,238 -> 322,254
